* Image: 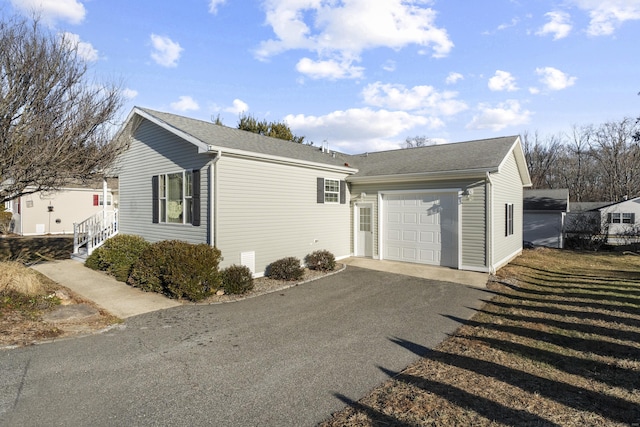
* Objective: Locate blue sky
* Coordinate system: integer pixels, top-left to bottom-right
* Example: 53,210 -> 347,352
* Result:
4,0 -> 640,153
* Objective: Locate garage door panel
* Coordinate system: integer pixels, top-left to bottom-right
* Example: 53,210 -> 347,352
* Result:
384,192 -> 458,267
419,231 -> 435,243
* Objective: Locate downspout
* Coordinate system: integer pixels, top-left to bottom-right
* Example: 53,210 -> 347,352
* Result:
486,171 -> 495,274
209,150 -> 222,247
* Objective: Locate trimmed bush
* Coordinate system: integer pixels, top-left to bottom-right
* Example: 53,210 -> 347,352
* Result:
221,264 -> 254,294
128,240 -> 222,301
305,250 -> 336,271
85,234 -> 150,282
266,256 -> 304,281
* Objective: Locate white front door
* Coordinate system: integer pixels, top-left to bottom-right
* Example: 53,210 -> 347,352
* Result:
356,204 -> 373,257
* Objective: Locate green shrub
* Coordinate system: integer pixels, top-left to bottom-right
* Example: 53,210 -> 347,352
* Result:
85,234 -> 150,282
305,250 -> 336,271
128,240 -> 222,301
266,256 -> 304,281
221,264 -> 254,294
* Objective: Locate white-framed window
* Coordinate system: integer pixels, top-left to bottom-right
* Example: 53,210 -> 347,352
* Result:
608,212 -> 636,224
99,194 -> 112,206
158,170 -> 193,224
3,200 -> 13,213
324,179 -> 340,203
505,203 -> 514,236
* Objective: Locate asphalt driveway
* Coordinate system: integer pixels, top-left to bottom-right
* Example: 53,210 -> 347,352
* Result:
0,266 -> 489,426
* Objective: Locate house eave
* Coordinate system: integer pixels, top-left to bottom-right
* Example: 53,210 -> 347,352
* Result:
207,144 -> 357,174
347,168 -> 494,184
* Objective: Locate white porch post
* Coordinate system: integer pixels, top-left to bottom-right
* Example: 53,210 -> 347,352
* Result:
102,177 -> 107,226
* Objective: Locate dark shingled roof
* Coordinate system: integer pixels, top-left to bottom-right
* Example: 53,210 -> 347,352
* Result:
348,136 -> 520,177
524,189 -> 569,211
133,109 -> 524,180
138,108 -> 353,169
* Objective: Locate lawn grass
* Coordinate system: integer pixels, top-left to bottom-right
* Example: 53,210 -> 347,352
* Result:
321,248 -> 640,426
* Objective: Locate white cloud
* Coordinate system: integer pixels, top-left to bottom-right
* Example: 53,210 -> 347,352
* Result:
570,0 -> 640,36
285,108 -> 438,153
536,66 -> 577,90
529,87 -> 541,95
150,34 -> 183,67
224,99 -> 249,114
382,60 -> 396,72
445,72 -> 464,85
296,57 -> 364,80
537,11 -> 572,39
209,0 -> 226,14
362,82 -> 468,116
10,0 -> 86,25
488,70 -> 518,92
122,88 -> 138,99
60,32 -> 98,62
256,0 -> 453,79
466,100 -> 532,131
170,96 -> 199,112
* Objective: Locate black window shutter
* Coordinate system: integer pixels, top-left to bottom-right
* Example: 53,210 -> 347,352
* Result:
607,213 -> 612,223
505,204 -> 508,236
631,213 -> 636,224
152,175 -> 159,223
192,169 -> 201,226
317,177 -> 324,204
340,180 -> 346,204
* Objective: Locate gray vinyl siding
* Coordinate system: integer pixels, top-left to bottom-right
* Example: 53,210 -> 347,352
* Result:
490,151 -> 524,267
460,180 -> 487,268
216,155 -> 351,275
350,179 -> 487,269
117,120 -> 210,244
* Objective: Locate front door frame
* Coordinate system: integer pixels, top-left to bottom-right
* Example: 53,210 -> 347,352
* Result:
354,202 -> 374,257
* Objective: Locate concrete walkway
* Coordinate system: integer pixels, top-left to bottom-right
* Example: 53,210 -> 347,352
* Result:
342,257 -> 489,288
31,260 -> 181,318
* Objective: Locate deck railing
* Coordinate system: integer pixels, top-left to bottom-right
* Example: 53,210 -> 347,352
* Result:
73,209 -> 118,256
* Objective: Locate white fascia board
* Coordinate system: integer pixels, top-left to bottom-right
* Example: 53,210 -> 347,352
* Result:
206,145 -> 358,174
499,136 -> 532,187
347,169 -> 491,184
132,108 -> 209,153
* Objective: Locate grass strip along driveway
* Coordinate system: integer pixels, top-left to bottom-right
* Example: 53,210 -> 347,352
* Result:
322,248 -> 640,426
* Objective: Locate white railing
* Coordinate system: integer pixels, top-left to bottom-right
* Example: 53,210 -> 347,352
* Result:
73,209 -> 119,256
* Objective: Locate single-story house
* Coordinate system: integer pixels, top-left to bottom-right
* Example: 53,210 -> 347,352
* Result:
111,107 -> 531,276
5,179 -> 117,236
597,196 -> 640,244
523,189 -> 569,248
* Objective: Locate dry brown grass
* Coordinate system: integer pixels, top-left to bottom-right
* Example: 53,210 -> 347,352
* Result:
0,261 -> 46,295
321,248 -> 640,426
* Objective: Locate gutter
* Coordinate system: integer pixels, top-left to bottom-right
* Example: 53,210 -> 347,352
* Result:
347,168 -> 495,184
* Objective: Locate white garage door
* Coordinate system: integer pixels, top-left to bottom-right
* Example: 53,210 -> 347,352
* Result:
383,192 -> 458,267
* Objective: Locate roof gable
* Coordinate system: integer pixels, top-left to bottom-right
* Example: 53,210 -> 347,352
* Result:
347,136 -> 532,185
125,107 -> 356,173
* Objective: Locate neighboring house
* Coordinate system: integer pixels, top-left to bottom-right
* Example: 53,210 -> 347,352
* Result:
111,107 -> 531,276
598,197 -> 640,244
6,179 -> 117,236
523,189 -> 569,248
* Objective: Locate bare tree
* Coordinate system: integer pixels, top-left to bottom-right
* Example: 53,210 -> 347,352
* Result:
589,118 -> 640,201
403,135 -> 434,148
0,16 -> 125,204
521,130 -> 562,189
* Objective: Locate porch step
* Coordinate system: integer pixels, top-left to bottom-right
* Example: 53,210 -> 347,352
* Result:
71,247 -> 88,263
